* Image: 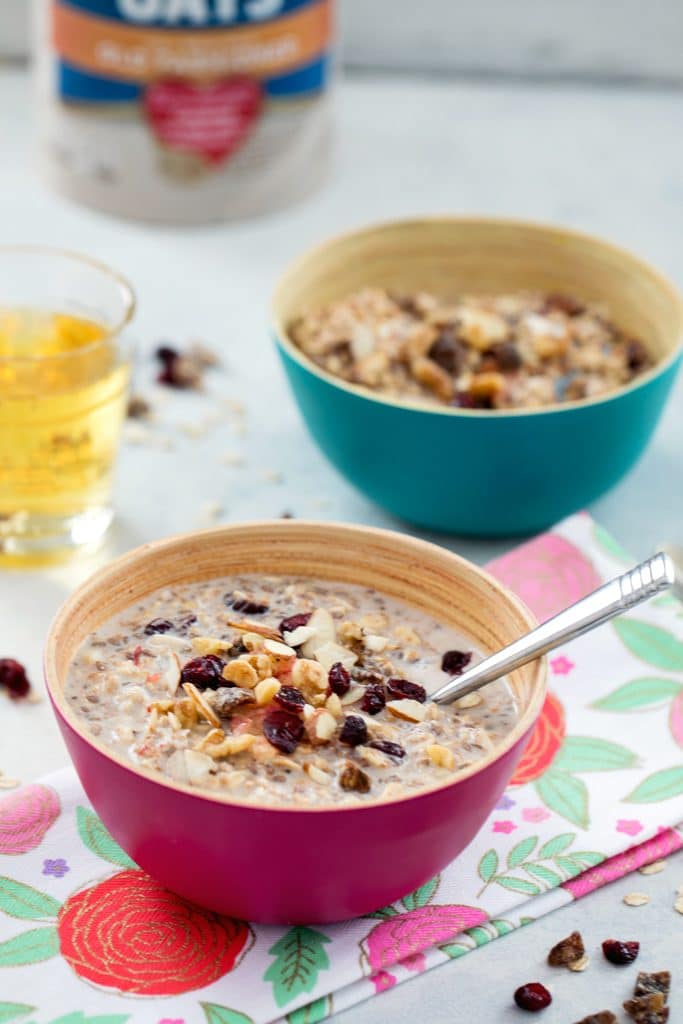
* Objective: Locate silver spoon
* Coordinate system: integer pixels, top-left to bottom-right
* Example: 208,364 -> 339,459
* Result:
431,550 -> 682,706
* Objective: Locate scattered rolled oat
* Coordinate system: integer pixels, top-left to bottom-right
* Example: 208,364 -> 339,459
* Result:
568,955 -> 590,973
547,930 -> 585,967
0,774 -> 20,790
126,394 -> 152,419
455,691 -> 482,709
638,860 -> 666,876
673,896 -> 683,915
623,892 -> 650,907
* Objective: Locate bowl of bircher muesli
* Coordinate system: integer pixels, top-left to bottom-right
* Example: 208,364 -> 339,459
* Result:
45,520 -> 545,923
273,217 -> 683,535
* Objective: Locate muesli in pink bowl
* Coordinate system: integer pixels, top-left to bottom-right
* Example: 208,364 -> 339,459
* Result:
45,521 -> 545,923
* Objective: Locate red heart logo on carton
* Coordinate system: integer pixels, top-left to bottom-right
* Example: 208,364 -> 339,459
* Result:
144,77 -> 263,166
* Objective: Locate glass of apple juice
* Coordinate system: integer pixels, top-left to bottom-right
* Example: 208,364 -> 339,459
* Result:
0,248 -> 135,563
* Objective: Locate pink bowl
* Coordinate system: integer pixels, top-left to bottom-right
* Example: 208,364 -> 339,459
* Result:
45,521 -> 545,924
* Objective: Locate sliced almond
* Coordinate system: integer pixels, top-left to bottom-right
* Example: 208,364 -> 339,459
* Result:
304,709 -> 337,745
301,608 -> 336,658
426,744 -> 456,770
161,652 -> 181,696
147,633 -> 191,652
182,682 -> 221,728
203,734 -> 256,758
264,638 -> 297,659
192,636 -> 233,656
340,683 -> 365,706
283,625 -> 315,647
364,634 -> 388,653
359,746 -> 391,769
455,692 -> 483,709
185,749 -> 214,782
254,677 -> 281,706
313,641 -> 358,674
226,618 -> 281,641
638,860 -> 666,876
623,892 -> 650,907
387,698 -> 427,723
272,755 -> 302,772
196,727 -> 226,749
305,763 -> 331,785
222,660 -> 258,689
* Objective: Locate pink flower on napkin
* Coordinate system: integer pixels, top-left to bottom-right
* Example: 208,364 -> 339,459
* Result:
550,655 -> 575,676
616,819 -> 643,837
493,820 -> 517,834
522,807 -> 551,823
370,969 -> 396,993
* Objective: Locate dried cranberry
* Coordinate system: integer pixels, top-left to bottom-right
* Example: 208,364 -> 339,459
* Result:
180,655 -> 224,690
143,618 -> 174,636
361,682 -> 386,715
544,292 -> 585,316
428,329 -> 465,375
263,709 -> 304,754
340,715 -> 368,747
274,685 -> 305,713
488,341 -> 522,371
224,593 -> 269,615
367,740 -> 405,759
386,678 -> 426,703
0,658 -> 31,700
441,650 -> 473,675
279,612 -> 312,636
451,390 -> 477,409
514,983 -> 552,1011
602,939 -> 640,965
328,662 -> 351,697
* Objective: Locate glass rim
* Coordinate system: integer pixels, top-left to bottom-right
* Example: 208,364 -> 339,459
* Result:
0,245 -> 136,364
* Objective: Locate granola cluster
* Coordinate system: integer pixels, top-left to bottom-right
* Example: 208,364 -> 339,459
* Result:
66,576 -> 516,806
290,288 -> 652,410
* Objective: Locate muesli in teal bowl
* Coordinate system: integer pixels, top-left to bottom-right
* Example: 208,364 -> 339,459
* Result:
272,218 -> 683,535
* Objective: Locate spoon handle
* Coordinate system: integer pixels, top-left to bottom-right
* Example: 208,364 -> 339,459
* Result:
431,552 -> 677,706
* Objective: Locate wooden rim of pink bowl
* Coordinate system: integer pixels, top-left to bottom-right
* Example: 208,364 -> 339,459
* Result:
44,520 -> 547,814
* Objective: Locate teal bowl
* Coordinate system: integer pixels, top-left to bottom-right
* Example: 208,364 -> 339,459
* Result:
272,218 -> 683,535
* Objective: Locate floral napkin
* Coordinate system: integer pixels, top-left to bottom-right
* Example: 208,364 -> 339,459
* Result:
1,513 -> 683,1024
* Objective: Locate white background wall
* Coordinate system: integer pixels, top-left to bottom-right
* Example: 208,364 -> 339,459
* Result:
1,0 -> 682,81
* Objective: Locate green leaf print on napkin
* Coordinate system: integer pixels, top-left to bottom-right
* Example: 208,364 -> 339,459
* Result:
0,879 -> 61,922
593,523 -> 632,563
75,808 -> 136,869
30,1015 -> 130,1024
0,1004 -> 35,1023
264,927 -> 331,1008
553,737 -> 639,773
401,876 -> 440,911
200,1004 -> 254,1024
286,995 -> 334,1023
625,766 -> 683,803
592,678 -> 682,712
0,927 -> 59,967
536,770 -> 589,829
477,832 -> 604,897
440,918 -> 515,959
613,619 -> 683,672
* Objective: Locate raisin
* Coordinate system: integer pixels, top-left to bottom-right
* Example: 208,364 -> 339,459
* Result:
361,682 -> 386,715
428,329 -> 465,375
451,390 -> 477,409
488,340 -> 522,371
339,762 -> 371,793
279,612 -> 312,636
441,649 -> 473,675
544,292 -> 585,316
386,678 -> 426,703
180,655 -> 224,690
367,740 -> 405,759
328,662 -> 351,697
263,709 -> 304,754
602,939 -> 640,965
626,339 -> 649,372
274,685 -> 306,713
224,593 -> 269,615
0,658 -> 31,700
339,716 -> 368,747
155,344 -> 179,362
143,618 -> 174,636
514,982 -> 552,1011
548,930 -> 585,966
